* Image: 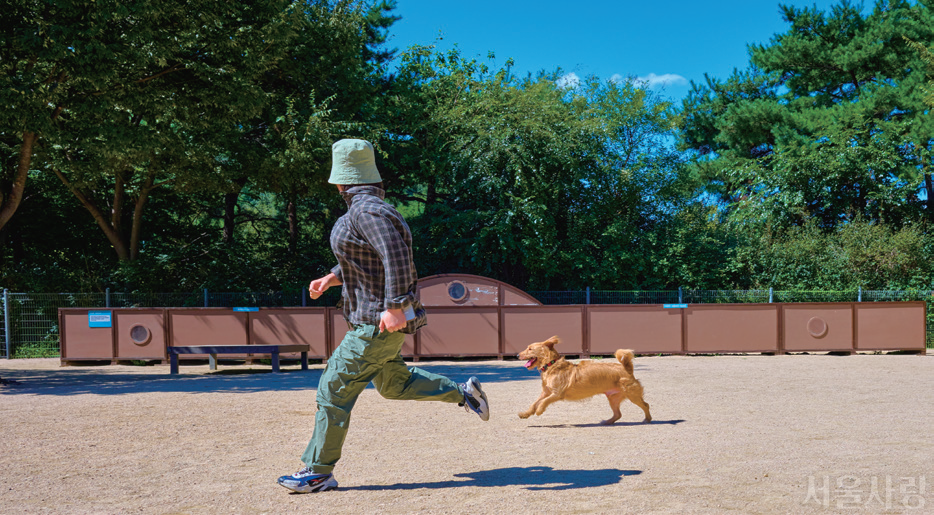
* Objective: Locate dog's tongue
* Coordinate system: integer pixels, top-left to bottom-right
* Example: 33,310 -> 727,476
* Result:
525,359 -> 536,368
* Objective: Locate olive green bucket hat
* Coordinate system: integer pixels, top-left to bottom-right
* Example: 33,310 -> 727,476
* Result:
328,139 -> 382,185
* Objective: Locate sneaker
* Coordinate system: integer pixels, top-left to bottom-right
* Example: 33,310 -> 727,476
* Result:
460,376 -> 490,421
277,467 -> 338,493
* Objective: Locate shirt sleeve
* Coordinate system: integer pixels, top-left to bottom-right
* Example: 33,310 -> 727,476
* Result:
354,206 -> 417,311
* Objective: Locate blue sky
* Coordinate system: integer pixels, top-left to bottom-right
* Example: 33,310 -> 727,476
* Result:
386,0 -> 849,101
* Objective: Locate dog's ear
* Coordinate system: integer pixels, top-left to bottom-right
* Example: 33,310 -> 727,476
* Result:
543,336 -> 560,348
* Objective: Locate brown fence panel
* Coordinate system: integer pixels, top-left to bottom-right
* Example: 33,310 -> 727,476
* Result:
250,308 -> 328,359
403,332 -> 416,358
115,309 -> 167,360
782,304 -> 854,352
168,308 -> 249,359
59,309 -> 115,361
59,297 -> 926,366
588,305 -> 683,355
855,302 -> 927,352
328,308 -> 345,357
502,306 -> 584,356
685,304 -> 779,353
417,307 -> 499,357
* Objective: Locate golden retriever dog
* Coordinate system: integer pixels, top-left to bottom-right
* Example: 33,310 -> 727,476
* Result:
517,336 -> 651,425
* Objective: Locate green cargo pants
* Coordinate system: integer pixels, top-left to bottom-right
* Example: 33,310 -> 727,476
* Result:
301,324 -> 465,473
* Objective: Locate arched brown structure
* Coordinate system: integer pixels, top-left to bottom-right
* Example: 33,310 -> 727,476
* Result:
417,274 -> 541,307
413,274 -> 584,358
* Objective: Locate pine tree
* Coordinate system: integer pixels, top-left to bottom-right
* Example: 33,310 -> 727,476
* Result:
680,0 -> 934,226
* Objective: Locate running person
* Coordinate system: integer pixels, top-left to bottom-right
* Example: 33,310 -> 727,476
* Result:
277,139 -> 489,494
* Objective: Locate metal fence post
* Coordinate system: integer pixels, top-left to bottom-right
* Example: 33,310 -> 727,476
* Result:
769,287 -> 773,303
3,289 -> 10,359
678,286 -> 683,304
105,287 -> 110,308
858,286 -> 862,302
585,286 -> 591,305
204,288 -> 209,307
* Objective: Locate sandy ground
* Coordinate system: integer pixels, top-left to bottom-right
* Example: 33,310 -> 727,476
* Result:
1,353 -> 933,514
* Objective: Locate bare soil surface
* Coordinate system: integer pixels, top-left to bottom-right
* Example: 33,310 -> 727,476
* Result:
1,353 -> 933,514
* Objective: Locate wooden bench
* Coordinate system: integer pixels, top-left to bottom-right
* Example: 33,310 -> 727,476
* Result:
168,344 -> 310,374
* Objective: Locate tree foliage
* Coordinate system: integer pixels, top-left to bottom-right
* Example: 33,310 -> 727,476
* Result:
381,48 -> 689,289
1,0 -> 933,294
681,0 -> 934,227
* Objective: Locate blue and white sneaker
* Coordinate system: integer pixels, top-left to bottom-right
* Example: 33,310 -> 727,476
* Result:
460,376 -> 490,421
277,467 -> 338,493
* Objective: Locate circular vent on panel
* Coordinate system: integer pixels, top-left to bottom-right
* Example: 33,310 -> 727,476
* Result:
447,281 -> 468,303
807,317 -> 828,339
130,324 -> 152,346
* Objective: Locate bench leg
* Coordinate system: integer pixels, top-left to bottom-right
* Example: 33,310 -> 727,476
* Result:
301,351 -> 308,371
209,354 -> 217,371
170,353 -> 179,374
271,352 -> 281,373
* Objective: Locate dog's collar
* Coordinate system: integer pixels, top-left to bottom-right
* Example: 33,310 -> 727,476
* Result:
539,359 -> 557,372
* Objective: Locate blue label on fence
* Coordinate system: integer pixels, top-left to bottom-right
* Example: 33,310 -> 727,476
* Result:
88,310 -> 112,328
663,304 -> 688,309
233,307 -> 259,312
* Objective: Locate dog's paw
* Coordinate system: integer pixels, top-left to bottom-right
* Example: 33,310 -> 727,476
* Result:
518,411 -> 531,419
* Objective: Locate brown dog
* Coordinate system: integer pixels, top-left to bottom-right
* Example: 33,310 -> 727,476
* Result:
517,336 -> 651,425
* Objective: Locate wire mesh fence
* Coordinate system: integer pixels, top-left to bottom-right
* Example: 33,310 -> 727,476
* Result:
109,292 -> 205,308
683,290 -> 774,304
1,294 -> 7,360
1,288 -> 931,358
4,293 -> 116,358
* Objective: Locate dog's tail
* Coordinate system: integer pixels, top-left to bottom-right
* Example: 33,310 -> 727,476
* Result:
615,349 -> 635,375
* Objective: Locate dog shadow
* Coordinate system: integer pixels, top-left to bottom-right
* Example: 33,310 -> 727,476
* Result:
528,419 -> 686,429
345,466 -> 641,491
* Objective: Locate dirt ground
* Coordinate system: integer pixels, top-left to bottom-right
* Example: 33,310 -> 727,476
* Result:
1,353 -> 932,514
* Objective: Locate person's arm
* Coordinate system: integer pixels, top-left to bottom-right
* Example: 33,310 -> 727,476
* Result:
308,272 -> 342,300
357,207 -> 417,332
379,308 -> 407,333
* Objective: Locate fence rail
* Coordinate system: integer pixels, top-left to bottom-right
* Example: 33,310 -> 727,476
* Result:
2,288 -> 932,358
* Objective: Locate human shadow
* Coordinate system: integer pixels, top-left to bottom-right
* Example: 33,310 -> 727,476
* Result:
344,466 -> 641,491
0,367 -> 325,396
0,361 -> 539,397
527,419 -> 686,429
402,361 -> 537,384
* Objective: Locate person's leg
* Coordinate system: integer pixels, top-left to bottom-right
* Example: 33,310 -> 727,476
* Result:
372,349 -> 463,403
369,333 -> 489,421
299,324 -> 387,474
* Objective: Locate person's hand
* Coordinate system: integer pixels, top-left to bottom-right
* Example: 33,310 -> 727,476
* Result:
308,274 -> 338,299
379,308 -> 407,333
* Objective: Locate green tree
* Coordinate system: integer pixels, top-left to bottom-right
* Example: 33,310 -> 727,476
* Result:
904,34 -> 934,107
737,219 -> 933,290
681,0 -> 934,227
213,0 -> 397,257
1,0 -> 296,261
383,47 -> 688,290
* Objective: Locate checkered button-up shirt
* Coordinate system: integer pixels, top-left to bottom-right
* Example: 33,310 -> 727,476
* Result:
329,186 -> 427,333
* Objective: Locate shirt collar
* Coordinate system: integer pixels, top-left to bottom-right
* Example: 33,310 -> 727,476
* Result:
341,185 -> 385,206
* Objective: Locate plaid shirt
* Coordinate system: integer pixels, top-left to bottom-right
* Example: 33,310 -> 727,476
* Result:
329,186 -> 427,333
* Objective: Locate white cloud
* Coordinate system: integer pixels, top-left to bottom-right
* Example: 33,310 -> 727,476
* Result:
635,73 -> 688,89
556,72 -> 581,90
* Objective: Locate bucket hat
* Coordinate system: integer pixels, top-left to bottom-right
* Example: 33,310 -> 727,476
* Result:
328,139 -> 382,185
